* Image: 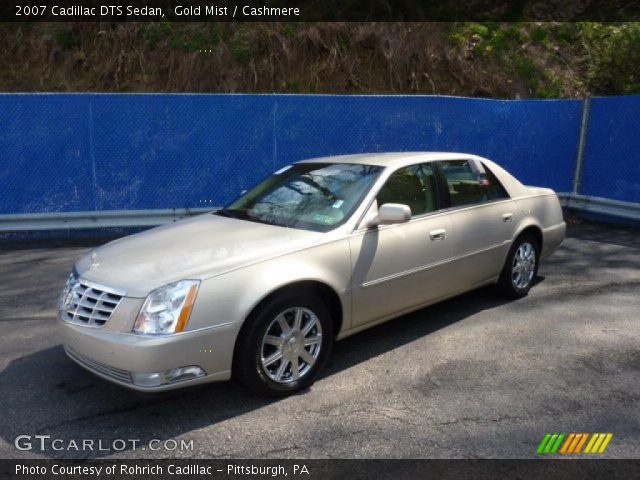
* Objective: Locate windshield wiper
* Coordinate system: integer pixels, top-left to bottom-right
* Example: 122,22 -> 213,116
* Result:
217,208 -> 271,225
217,207 -> 293,229
299,176 -> 336,201
215,208 -> 238,219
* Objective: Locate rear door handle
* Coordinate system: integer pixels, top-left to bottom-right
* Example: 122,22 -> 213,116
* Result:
429,229 -> 447,241
502,213 -> 514,223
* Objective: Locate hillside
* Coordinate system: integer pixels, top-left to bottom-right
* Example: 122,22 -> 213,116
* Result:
1,22 -> 639,98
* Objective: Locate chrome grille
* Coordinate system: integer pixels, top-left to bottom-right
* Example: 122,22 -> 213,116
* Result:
62,279 -> 124,327
64,346 -> 132,384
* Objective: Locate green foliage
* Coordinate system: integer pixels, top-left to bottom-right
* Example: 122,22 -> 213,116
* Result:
139,22 -> 172,49
54,27 -> 80,49
530,25 -> 549,46
170,33 -> 206,52
513,56 -> 563,98
579,23 -> 640,94
556,23 -> 581,45
281,23 -> 298,39
468,23 -> 490,39
231,45 -> 252,64
8,22 -> 640,97
140,23 -> 231,53
536,71 -> 564,99
450,22 -> 640,97
515,56 -> 538,81
450,22 -> 525,56
230,26 -> 252,64
131,22 -> 640,96
335,31 -> 351,51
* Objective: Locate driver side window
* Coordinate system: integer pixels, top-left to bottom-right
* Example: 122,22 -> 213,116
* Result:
376,164 -> 439,217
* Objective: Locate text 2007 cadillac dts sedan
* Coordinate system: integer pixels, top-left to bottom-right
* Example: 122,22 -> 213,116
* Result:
58,152 -> 566,396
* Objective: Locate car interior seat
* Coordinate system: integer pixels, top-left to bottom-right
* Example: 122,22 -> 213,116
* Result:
377,172 -> 427,216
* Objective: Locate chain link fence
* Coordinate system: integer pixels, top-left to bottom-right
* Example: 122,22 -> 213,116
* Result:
0,93 -> 638,229
580,95 -> 640,202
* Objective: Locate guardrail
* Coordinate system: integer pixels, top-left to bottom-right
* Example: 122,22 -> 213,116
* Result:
558,193 -> 640,222
0,208 -> 213,232
1,194 -> 638,233
1,94 -> 638,233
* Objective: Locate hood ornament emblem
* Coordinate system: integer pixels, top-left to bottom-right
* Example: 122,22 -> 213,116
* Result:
91,252 -> 100,269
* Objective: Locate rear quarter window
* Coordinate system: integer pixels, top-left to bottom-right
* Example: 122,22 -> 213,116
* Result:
439,160 -> 509,207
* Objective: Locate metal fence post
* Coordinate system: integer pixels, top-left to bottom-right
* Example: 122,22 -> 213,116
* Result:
572,97 -> 591,195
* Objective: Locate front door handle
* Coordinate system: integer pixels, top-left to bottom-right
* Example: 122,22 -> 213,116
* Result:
429,229 -> 447,241
502,213 -> 514,223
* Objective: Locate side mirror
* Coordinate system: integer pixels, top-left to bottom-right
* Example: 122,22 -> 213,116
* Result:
368,203 -> 412,227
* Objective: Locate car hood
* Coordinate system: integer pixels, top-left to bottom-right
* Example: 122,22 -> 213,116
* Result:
75,213 -> 322,297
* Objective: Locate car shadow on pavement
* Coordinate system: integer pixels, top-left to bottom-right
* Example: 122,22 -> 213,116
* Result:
0,285 -> 518,459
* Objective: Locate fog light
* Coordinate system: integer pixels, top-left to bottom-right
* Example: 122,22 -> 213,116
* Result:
131,366 -> 205,387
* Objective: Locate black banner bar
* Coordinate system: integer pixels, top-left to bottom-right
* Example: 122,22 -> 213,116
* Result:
1,0 -> 640,22
2,459 -> 640,480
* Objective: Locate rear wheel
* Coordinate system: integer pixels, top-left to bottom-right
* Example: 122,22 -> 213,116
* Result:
233,291 -> 333,396
497,233 -> 539,299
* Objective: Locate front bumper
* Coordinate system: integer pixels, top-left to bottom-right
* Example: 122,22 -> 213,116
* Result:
58,316 -> 239,392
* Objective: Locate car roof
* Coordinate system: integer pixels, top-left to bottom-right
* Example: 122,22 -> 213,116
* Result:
295,151 -> 530,199
295,152 -> 487,167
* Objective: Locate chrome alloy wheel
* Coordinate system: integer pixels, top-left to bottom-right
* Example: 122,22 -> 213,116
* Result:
260,307 -> 323,384
512,242 -> 536,289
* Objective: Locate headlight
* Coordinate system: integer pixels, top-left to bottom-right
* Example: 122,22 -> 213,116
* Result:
133,280 -> 200,335
58,270 -> 79,317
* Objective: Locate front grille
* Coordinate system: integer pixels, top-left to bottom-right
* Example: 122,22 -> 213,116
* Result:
64,346 -> 132,384
62,279 -> 124,327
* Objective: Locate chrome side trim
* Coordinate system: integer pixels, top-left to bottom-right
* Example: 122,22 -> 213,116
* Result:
127,321 -> 234,337
360,241 -> 508,288
339,276 -> 500,340
64,345 -> 132,384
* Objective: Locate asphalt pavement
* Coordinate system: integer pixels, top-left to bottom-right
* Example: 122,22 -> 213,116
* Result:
0,222 -> 639,459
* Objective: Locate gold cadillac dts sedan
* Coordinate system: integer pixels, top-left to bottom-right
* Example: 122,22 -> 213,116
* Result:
58,153 -> 566,396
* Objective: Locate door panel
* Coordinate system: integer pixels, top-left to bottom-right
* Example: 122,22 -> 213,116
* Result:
446,201 -> 518,287
436,159 -> 518,287
349,213 -> 454,327
348,162 -> 458,328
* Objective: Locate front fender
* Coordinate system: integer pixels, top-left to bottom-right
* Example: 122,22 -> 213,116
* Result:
189,238 -> 352,336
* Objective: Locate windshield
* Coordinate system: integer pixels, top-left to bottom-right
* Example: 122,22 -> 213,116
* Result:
218,162 -> 383,232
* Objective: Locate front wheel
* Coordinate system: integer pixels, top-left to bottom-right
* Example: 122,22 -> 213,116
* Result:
497,233 -> 539,299
233,291 -> 333,397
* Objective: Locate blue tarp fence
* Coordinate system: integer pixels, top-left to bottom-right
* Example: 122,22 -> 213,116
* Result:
0,93 -> 638,216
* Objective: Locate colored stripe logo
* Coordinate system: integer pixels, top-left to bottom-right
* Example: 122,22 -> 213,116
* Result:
537,433 -> 613,455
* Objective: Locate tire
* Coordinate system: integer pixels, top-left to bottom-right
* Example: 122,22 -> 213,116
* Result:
497,233 -> 540,299
233,290 -> 333,397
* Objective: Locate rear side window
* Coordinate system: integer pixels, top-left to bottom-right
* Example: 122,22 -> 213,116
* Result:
482,164 -> 509,201
439,160 -> 508,207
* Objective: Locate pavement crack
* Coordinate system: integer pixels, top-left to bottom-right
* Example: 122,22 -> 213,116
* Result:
436,414 -> 530,427
33,399 -> 168,435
